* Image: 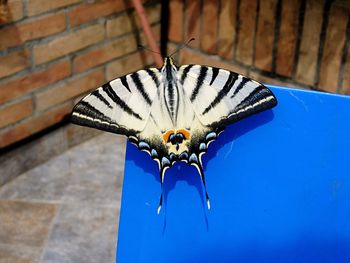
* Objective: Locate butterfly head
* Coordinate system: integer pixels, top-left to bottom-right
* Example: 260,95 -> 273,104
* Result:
162,56 -> 178,71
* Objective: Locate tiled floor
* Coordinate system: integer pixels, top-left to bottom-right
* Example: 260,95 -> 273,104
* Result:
0,134 -> 126,263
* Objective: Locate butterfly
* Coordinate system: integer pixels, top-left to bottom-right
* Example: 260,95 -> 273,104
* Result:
71,56 -> 277,213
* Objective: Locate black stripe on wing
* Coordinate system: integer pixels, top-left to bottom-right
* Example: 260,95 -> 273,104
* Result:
202,72 -> 238,115
73,101 -> 109,122
209,67 -> 219,85
233,85 -> 275,114
190,66 -> 208,102
180,65 -> 194,85
230,77 -> 250,98
145,69 -> 161,87
102,83 -> 143,120
209,84 -> 277,128
71,101 -> 134,136
130,72 -> 152,105
120,76 -> 131,92
91,90 -> 112,109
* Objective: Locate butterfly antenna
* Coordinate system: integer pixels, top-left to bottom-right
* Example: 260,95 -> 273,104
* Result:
138,44 -> 162,55
169,38 -> 195,57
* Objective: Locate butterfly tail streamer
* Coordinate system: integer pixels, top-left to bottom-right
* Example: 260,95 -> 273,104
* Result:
189,155 -> 211,210
197,163 -> 211,210
157,164 -> 169,214
157,191 -> 163,214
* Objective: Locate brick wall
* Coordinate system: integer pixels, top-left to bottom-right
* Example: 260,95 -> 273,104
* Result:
0,0 -> 160,150
167,0 -> 350,93
1,0 -> 349,151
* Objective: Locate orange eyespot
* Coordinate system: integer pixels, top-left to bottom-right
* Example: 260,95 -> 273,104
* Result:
163,129 -> 191,144
162,130 -> 175,143
176,129 -> 190,140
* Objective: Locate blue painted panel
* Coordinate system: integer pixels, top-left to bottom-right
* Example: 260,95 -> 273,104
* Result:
117,86 -> 350,263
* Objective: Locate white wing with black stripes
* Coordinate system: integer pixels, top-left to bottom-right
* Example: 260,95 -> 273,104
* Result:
178,64 -> 277,128
71,68 -> 162,136
71,57 -> 277,214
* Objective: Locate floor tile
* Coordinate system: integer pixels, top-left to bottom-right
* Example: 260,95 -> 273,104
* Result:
63,134 -> 125,206
0,128 -> 67,187
0,243 -> 42,263
0,200 -> 58,247
0,155 -> 71,202
41,204 -> 119,263
0,133 -> 126,263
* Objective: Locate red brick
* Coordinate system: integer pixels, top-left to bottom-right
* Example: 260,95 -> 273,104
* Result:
0,99 -> 33,129
139,24 -> 161,47
106,3 -> 160,39
0,60 -> 71,104
276,0 -> 300,77
218,0 -> 237,59
106,14 -> 134,39
0,103 -> 72,148
36,69 -> 104,111
185,1 -> 201,49
318,4 -> 348,93
0,49 -> 29,79
106,51 -> 154,80
33,24 -> 104,65
168,0 -> 184,42
236,0 -> 257,65
255,0 -> 276,71
180,48 -> 247,76
0,12 -> 66,51
201,0 -> 219,54
295,0 -> 324,85
0,0 -> 23,25
74,35 -> 137,73
27,0 -> 80,16
69,0 -> 132,27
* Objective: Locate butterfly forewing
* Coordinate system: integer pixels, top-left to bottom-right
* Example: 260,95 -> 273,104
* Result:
178,65 -> 277,128
71,68 -> 162,136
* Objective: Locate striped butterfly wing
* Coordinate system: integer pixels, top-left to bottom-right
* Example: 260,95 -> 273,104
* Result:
71,68 -> 161,137
178,64 -> 277,157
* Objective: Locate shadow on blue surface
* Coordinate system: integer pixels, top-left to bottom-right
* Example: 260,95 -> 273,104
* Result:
118,86 -> 350,263
125,108 -> 275,212
183,238 -> 350,263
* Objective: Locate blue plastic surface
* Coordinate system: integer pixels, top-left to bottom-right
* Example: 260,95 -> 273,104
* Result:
117,86 -> 350,263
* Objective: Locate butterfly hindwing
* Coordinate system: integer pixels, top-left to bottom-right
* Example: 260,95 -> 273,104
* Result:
175,64 -> 277,186
71,68 -> 162,136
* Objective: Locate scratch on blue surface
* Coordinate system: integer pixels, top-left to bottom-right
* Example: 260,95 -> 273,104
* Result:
224,140 -> 235,160
289,91 -> 309,112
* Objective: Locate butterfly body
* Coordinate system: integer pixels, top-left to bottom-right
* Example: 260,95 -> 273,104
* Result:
71,56 -> 277,213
